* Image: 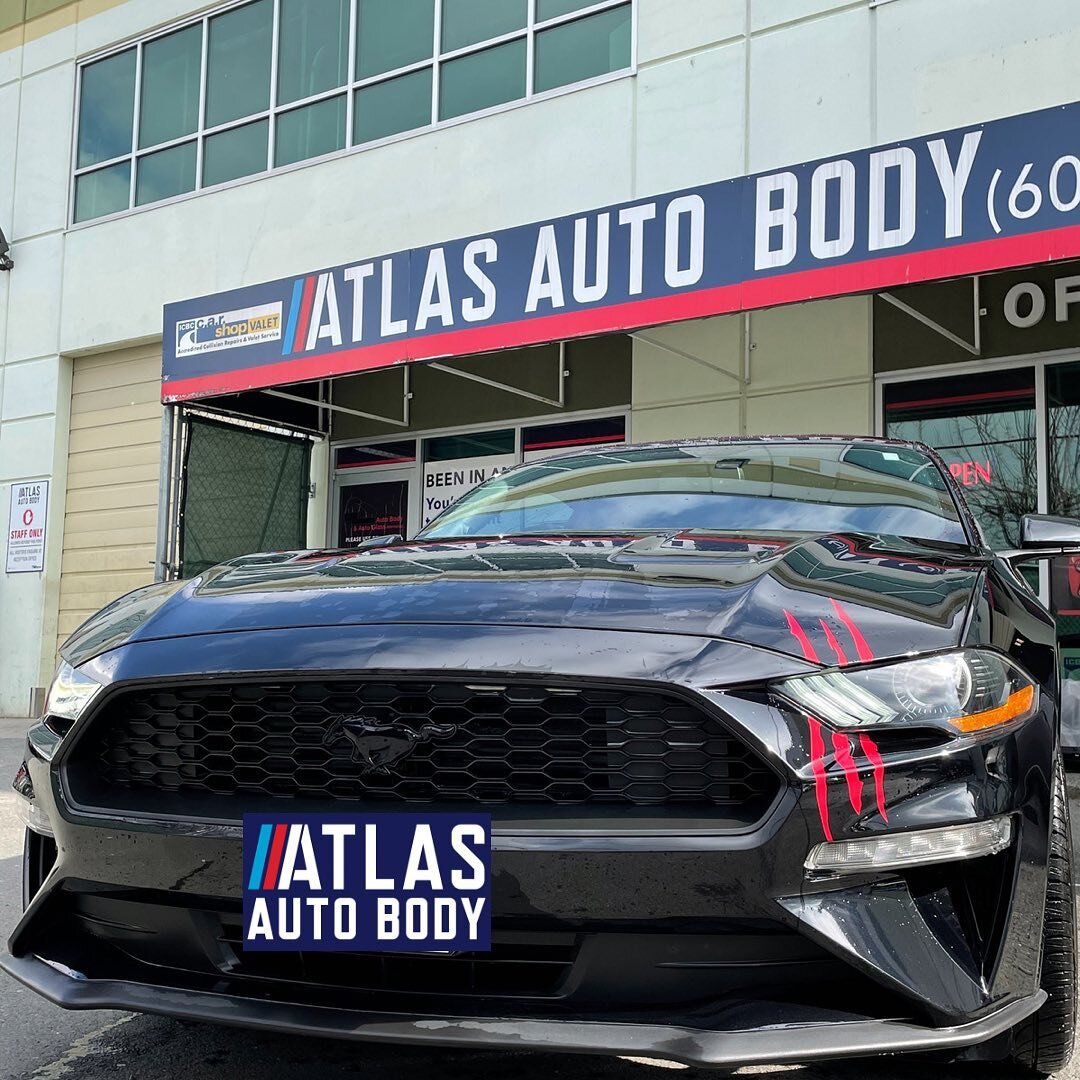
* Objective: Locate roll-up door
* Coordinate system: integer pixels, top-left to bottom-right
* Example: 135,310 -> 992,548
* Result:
56,346 -> 162,656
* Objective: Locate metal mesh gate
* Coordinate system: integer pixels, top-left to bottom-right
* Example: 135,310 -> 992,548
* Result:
178,415 -> 311,578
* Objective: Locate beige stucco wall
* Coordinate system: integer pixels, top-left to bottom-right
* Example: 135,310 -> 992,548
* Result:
630,296 -> 872,442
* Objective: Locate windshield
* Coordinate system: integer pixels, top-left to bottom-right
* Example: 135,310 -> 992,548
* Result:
417,441 -> 969,544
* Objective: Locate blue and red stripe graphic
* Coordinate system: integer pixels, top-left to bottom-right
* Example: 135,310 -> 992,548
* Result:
282,275 -> 318,356
247,822 -> 293,890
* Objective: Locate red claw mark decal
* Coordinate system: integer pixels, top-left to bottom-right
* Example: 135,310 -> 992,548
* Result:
829,598 -> 874,662
807,718 -> 833,841
819,619 -> 849,665
831,732 -> 864,813
858,734 -> 889,823
784,609 -> 821,663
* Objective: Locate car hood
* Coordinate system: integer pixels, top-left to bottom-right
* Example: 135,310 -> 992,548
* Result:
62,533 -> 987,670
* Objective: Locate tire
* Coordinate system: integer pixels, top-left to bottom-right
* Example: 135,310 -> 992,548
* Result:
1008,754 -> 1077,1076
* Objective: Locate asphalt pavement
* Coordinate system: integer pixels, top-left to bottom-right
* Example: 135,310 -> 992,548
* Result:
1,713 -> 1079,1080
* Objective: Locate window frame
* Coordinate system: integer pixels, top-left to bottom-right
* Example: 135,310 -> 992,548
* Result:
69,0 -> 636,228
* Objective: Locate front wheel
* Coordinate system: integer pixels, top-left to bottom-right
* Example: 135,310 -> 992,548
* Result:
1008,754 -> 1077,1076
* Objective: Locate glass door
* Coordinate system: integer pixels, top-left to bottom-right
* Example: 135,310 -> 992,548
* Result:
336,468 -> 413,547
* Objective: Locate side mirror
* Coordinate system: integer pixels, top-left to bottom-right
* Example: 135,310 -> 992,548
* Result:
1020,514 -> 1080,549
999,514 -> 1080,565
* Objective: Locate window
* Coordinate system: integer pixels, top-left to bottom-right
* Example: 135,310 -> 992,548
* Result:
883,369 -> 1037,551
72,0 -> 634,224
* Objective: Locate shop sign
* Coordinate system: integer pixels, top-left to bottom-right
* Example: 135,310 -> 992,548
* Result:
163,100 -> 1080,403
948,460 -> 993,486
1003,272 -> 1080,328
6,480 -> 48,574
422,454 -> 517,527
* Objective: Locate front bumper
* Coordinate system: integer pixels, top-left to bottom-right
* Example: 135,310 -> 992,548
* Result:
0,949 -> 1045,1068
4,625 -> 1062,1066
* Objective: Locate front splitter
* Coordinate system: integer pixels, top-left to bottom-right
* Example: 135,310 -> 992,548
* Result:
0,949 -> 1045,1069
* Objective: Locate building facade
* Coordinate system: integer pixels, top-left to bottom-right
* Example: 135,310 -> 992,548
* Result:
2,0 -> 1080,715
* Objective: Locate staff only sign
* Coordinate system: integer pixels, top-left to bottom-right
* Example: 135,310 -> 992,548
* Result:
242,813 -> 491,951
6,480 -> 48,574
163,100 -> 1080,402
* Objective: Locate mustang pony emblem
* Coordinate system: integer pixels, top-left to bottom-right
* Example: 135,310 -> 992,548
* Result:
325,715 -> 457,774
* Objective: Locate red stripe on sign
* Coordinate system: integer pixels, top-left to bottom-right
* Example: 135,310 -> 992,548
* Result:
858,734 -> 889,823
292,276 -> 317,354
807,718 -> 833,842
262,823 -> 289,890
830,598 -> 874,662
162,223 -> 1080,403
820,619 -> 850,666
784,609 -> 821,663
831,731 -> 864,814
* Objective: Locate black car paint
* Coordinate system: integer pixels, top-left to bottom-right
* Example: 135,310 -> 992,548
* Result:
2,437 -> 1063,1067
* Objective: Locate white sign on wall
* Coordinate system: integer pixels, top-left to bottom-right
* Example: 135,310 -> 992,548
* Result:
6,480 -> 49,574
422,455 -> 517,527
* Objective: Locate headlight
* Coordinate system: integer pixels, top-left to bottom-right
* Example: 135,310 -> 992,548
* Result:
44,661 -> 102,732
775,649 -> 1036,736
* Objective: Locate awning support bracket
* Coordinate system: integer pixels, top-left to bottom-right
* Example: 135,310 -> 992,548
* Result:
879,281 -> 981,356
428,343 -> 568,409
630,331 -> 747,385
262,366 -> 413,428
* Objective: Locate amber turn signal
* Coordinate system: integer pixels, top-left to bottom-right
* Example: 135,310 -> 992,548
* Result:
948,684 -> 1036,735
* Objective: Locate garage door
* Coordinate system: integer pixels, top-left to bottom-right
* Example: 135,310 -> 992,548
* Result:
56,346 -> 162,657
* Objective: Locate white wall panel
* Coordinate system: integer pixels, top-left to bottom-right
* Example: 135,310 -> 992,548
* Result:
3,232 -> 62,361
750,0 -> 862,33
748,6 -> 871,173
875,0 -> 1080,140
0,82 -> 19,221
0,413 -> 55,481
2,355 -> 58,419
21,16 -> 74,75
11,62 -> 73,240
637,0 -> 744,64
635,42 -> 746,195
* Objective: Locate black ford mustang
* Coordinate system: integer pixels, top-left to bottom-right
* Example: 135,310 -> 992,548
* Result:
6,436 -> 1080,1073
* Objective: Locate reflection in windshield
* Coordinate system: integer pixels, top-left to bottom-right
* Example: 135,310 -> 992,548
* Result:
418,442 -> 968,545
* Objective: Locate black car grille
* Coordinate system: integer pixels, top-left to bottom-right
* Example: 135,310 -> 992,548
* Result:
67,679 -> 779,818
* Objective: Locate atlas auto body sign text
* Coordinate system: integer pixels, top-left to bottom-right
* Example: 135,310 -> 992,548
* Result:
163,101 -> 1080,401
243,813 -> 491,951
